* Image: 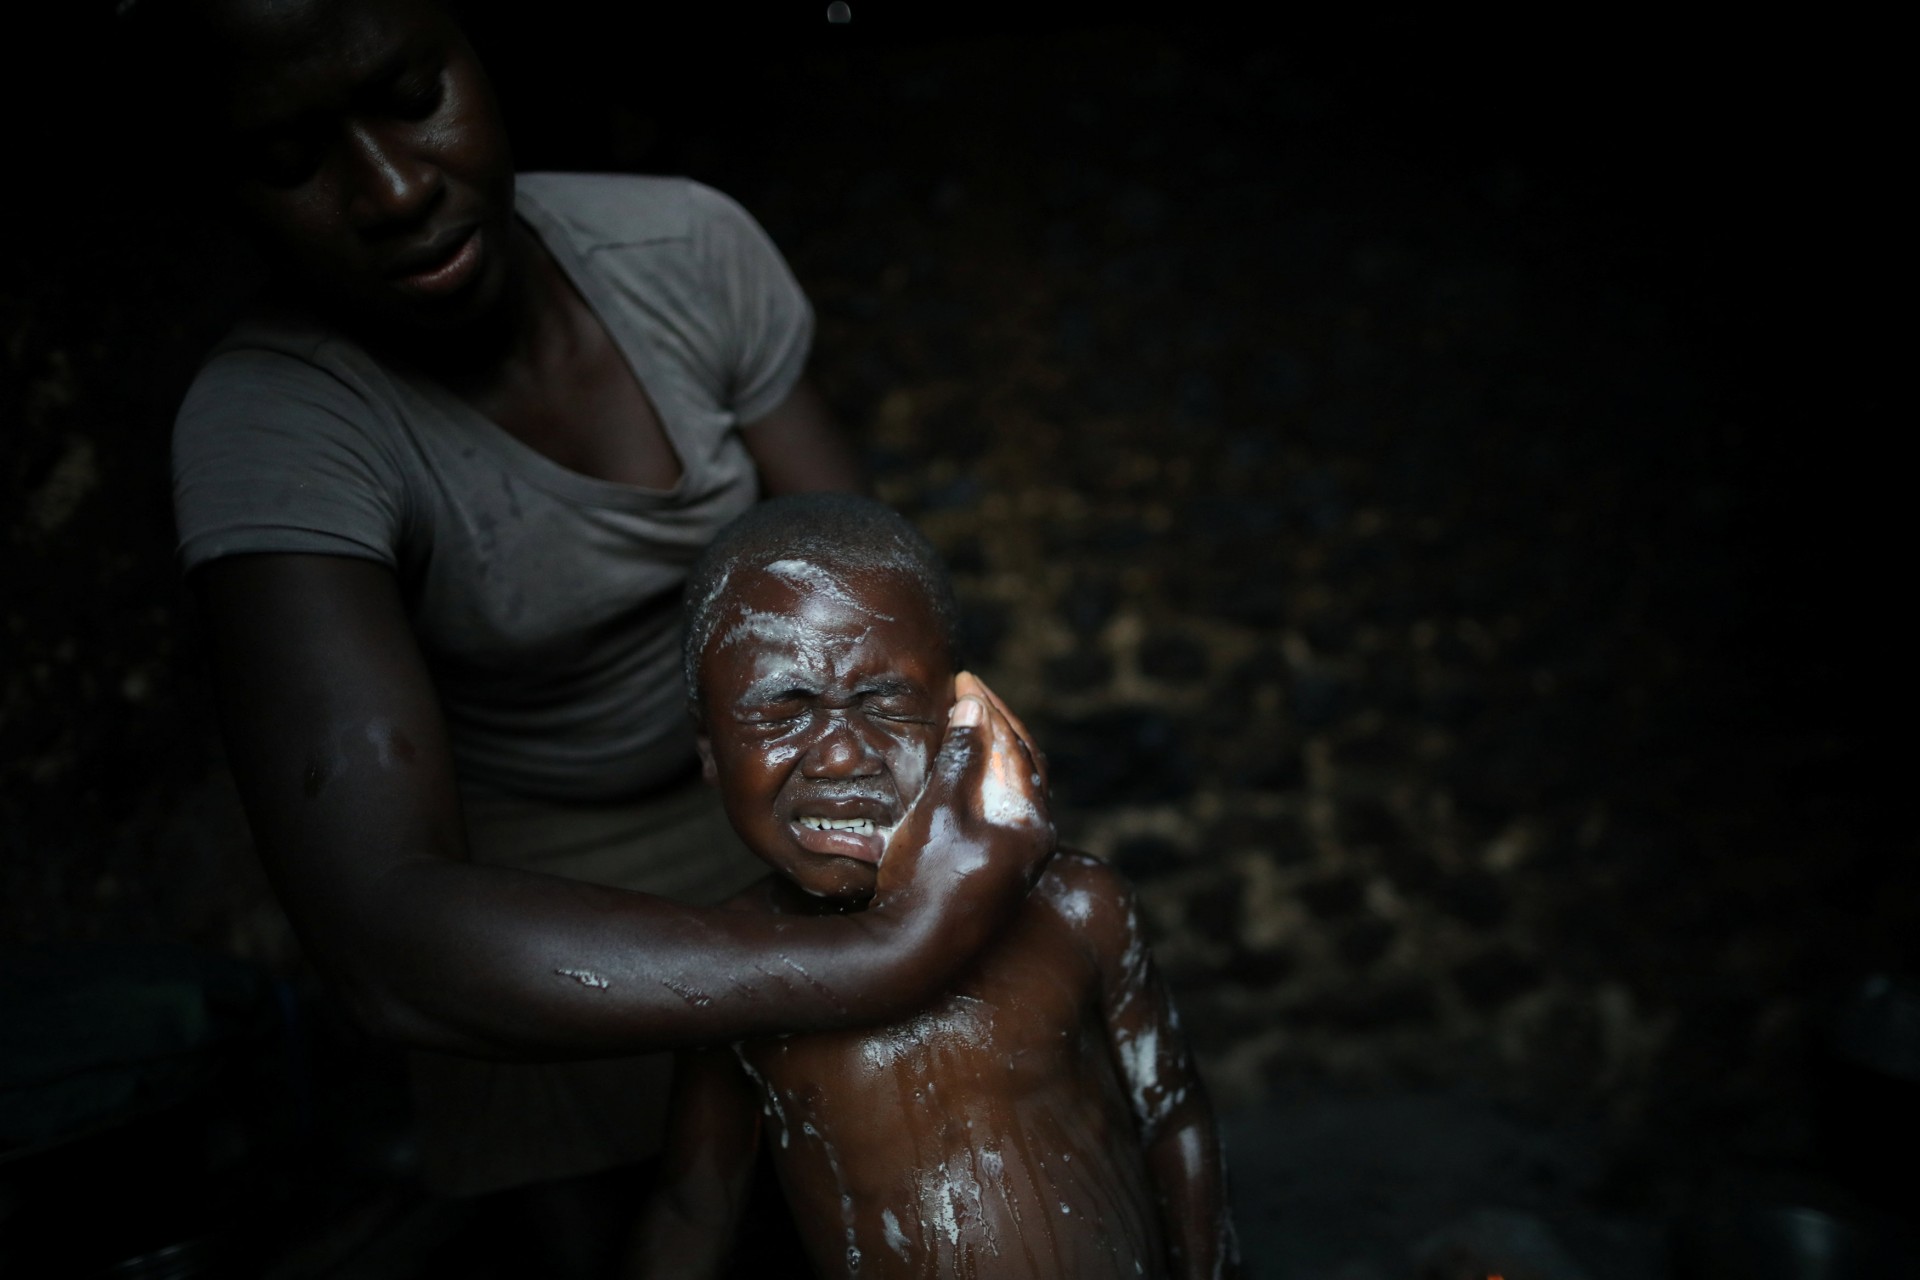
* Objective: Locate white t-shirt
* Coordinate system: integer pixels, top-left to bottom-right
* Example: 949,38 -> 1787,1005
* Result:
172,174 -> 814,802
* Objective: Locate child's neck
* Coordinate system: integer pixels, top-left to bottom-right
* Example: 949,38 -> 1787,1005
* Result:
768,878 -> 872,918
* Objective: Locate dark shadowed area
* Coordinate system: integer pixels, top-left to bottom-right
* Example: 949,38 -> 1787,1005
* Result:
2,4 -> 1909,1277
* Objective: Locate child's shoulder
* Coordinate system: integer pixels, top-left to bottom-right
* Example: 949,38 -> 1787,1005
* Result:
1036,847 -> 1134,904
1030,849 -> 1145,964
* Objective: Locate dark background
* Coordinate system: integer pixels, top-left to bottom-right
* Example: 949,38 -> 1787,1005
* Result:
3,3 -> 1909,1275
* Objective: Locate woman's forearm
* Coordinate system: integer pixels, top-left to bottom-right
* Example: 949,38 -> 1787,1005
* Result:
200,558 -> 1051,1057
324,855 -> 972,1057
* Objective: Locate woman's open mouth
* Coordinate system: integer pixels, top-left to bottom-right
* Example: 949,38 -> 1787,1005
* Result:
391,226 -> 484,298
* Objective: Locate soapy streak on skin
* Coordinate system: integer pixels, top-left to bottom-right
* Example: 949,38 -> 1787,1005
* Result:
733,1048 -> 792,1149
659,975 -> 713,1008
794,1117 -> 864,1275
763,559 -> 896,622
732,866 -> 1171,1276
979,733 -> 1044,828
302,717 -> 417,798
779,954 -> 850,1013
880,1207 -> 910,1259
719,610 -> 829,659
1099,893 -> 1193,1141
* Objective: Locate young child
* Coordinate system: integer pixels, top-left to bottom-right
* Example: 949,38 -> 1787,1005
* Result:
634,494 -> 1241,1280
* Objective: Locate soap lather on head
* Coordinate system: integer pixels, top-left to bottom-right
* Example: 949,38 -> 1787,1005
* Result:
684,494 -> 977,904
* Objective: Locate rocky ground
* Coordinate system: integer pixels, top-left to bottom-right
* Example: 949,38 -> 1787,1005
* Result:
3,8 -> 1909,1276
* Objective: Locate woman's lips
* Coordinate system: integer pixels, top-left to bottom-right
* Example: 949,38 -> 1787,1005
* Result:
791,814 -> 890,865
392,227 -> 483,297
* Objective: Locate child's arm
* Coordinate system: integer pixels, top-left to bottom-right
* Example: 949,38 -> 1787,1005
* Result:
1075,855 -> 1244,1280
624,1047 -> 762,1279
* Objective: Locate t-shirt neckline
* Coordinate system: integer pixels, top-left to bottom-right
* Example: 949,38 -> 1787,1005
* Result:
415,184 -> 700,513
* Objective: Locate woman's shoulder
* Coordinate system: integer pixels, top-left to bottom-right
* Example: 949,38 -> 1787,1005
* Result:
516,172 -> 767,254
178,308 -> 393,437
186,305 -> 378,396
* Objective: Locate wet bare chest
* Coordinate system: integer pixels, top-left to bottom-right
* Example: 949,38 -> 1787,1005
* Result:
742,911 -> 1104,1147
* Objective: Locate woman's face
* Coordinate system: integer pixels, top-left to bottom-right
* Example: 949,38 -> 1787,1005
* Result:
206,0 -> 516,337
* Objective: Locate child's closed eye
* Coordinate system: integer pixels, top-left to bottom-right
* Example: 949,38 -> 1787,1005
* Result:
735,696 -> 812,726
860,691 -> 937,724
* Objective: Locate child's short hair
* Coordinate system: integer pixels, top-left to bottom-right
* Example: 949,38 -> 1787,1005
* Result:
682,494 -> 959,703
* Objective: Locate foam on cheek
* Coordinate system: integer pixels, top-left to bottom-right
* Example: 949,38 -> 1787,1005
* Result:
980,737 -> 1043,828
873,738 -> 932,855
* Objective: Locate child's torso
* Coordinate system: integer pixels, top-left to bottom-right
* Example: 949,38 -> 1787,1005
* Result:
736,879 -> 1170,1279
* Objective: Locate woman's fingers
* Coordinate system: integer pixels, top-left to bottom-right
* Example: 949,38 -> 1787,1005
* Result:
878,679 -> 1052,894
972,683 -> 1055,880
880,690 -> 988,869
959,671 -> 1049,794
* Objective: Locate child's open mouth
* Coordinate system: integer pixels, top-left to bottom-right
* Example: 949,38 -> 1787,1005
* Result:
790,811 -> 894,864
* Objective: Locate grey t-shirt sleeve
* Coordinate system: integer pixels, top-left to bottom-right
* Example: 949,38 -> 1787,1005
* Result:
684,181 -> 815,423
172,344 -> 408,573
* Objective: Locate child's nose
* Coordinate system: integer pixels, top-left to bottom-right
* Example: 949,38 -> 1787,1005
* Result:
801,716 -> 881,778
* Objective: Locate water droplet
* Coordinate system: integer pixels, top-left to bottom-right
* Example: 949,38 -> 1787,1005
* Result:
826,0 -> 851,21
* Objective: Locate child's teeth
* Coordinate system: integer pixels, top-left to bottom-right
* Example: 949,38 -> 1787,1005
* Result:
799,816 -> 877,834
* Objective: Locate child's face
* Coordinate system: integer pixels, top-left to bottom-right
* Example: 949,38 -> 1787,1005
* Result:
695,560 -> 955,903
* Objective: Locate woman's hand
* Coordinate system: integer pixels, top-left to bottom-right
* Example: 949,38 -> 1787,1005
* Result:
865,672 -> 1054,974
879,672 -> 1052,890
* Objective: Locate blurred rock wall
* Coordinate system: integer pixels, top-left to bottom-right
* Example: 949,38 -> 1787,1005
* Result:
3,13 -> 1906,1158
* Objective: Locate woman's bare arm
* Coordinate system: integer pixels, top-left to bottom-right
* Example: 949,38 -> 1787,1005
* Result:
199,553 -> 1049,1058
738,377 -> 866,497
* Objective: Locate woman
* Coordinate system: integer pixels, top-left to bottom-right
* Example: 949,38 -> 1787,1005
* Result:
152,0 -> 1049,1233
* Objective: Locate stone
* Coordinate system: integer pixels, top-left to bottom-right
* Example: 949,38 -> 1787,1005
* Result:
1198,575 -> 1289,626
1340,797 -> 1404,849
1453,947 -> 1543,1011
953,597 -> 1008,668
1379,843 -> 1444,897
1162,986 -> 1240,1054
1110,834 -> 1185,880
1043,648 -> 1113,695
1185,880 -> 1244,942
1297,873 -> 1368,921
1289,669 -> 1349,730
1060,574 -> 1119,637
1229,944 -> 1298,989
1337,917 -> 1397,970
1432,869 -> 1511,931
1291,980 -> 1437,1031
1139,629 -> 1210,683
1208,810 -> 1310,865
940,534 -> 987,576
1042,708 -> 1200,808
1216,736 -> 1306,792
1301,609 -> 1354,656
